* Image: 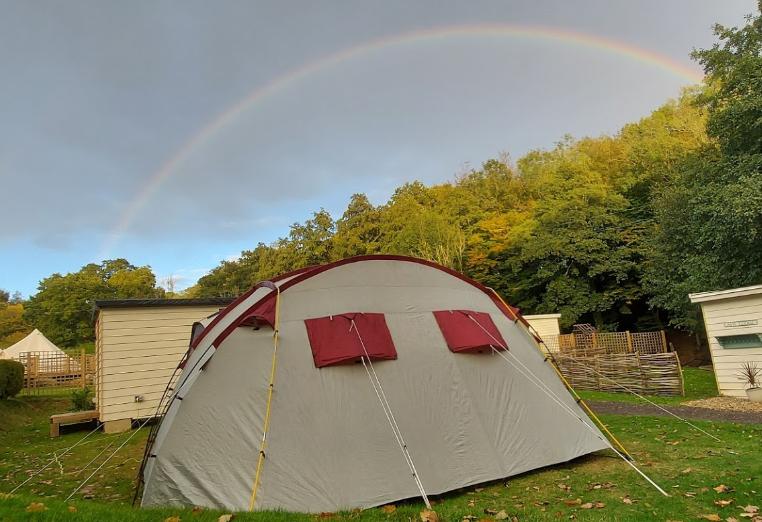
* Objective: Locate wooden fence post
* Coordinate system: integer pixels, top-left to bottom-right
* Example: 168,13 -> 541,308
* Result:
626,331 -> 633,353
660,330 -> 668,353
81,348 -> 86,389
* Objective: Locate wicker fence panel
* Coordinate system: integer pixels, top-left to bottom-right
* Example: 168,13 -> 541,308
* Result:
552,352 -> 683,396
14,351 -> 96,394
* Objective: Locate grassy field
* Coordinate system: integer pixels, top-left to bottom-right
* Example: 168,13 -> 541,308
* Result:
1,373 -> 760,521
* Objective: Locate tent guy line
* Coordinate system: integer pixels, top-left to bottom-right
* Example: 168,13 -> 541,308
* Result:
8,421 -> 104,494
352,318 -> 432,509
466,313 -> 670,497
567,359 -> 723,443
491,346 -> 670,497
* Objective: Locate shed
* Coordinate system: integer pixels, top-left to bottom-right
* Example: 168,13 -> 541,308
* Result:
689,284 -> 762,398
523,313 -> 562,341
94,298 -> 234,433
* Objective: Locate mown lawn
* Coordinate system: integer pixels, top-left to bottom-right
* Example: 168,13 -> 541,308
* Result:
577,367 -> 719,406
1,377 -> 760,521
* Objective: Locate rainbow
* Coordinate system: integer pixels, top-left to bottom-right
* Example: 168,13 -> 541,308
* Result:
98,23 -> 703,259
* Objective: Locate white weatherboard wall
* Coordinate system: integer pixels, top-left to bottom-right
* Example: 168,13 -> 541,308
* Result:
690,285 -> 762,398
524,314 -> 562,341
96,302 -> 229,429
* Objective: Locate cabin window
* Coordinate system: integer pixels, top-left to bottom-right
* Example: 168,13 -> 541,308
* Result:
716,334 -> 762,349
433,310 -> 508,353
304,313 -> 397,368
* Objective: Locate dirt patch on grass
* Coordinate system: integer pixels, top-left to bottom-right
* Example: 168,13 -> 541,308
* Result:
683,395 -> 762,413
588,400 -> 762,424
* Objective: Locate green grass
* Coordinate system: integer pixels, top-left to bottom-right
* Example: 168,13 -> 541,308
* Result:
63,342 -> 95,356
1,382 -> 760,521
577,367 -> 719,405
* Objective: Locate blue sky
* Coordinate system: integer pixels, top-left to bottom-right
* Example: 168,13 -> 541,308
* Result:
0,0 -> 756,296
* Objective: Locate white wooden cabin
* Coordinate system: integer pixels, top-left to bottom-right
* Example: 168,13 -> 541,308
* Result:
94,298 -> 233,433
523,313 -> 562,341
689,285 -> 762,398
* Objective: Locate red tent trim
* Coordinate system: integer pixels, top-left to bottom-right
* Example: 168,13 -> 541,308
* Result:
210,255 -> 523,350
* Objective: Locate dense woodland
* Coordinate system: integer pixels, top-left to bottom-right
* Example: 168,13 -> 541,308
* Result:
2,8 -> 760,347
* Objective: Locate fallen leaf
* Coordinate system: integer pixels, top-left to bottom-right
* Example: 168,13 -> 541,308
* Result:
682,468 -> 694,474
563,498 -> 582,506
381,505 -> 396,514
494,511 -> 509,521
715,500 -> 734,507
165,517 -> 181,522
420,509 -> 440,522
742,506 -> 759,514
622,497 -> 634,505
468,500 -> 476,507
192,506 -> 204,514
580,503 -> 594,509
714,485 -> 731,493
699,515 -> 721,521
666,441 -> 680,446
484,508 -> 498,515
462,517 -> 478,522
557,483 -> 571,492
594,502 -> 605,508
67,505 -> 77,513
726,517 -> 739,522
26,503 -> 47,513
218,515 -> 234,522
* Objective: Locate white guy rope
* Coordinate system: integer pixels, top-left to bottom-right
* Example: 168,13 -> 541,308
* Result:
466,314 -> 670,497
65,415 -> 153,501
570,360 -> 723,443
9,421 -> 103,493
351,319 -> 431,509
72,435 -> 122,477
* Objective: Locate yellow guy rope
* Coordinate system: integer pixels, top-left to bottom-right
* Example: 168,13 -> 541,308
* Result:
489,289 -> 633,460
248,286 -> 281,511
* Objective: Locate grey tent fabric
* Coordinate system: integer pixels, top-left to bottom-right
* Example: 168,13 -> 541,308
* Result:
141,257 -> 609,513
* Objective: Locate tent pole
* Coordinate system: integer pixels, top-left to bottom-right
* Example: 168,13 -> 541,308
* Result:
248,287 -> 281,511
487,290 -> 633,460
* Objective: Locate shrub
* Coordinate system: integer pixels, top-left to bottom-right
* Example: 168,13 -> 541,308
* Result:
71,387 -> 95,411
0,359 -> 24,399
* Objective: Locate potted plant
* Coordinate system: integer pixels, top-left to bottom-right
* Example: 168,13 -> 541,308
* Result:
738,362 -> 762,402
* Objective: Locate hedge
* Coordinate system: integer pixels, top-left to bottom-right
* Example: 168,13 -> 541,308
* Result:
0,359 -> 24,399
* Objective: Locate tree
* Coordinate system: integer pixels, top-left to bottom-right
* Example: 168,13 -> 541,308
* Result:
645,5 -> 762,329
24,259 -> 164,346
0,302 -> 30,342
692,5 -> 762,156
332,194 -> 383,258
468,142 -> 645,330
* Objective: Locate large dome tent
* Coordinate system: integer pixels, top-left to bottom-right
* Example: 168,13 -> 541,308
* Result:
137,255 -> 644,513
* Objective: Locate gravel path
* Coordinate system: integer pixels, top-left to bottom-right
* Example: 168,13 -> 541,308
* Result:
588,400 -> 762,425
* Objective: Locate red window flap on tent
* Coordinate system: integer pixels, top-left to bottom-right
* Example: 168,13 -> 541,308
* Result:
238,298 -> 276,329
304,313 -> 397,368
433,310 -> 508,353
